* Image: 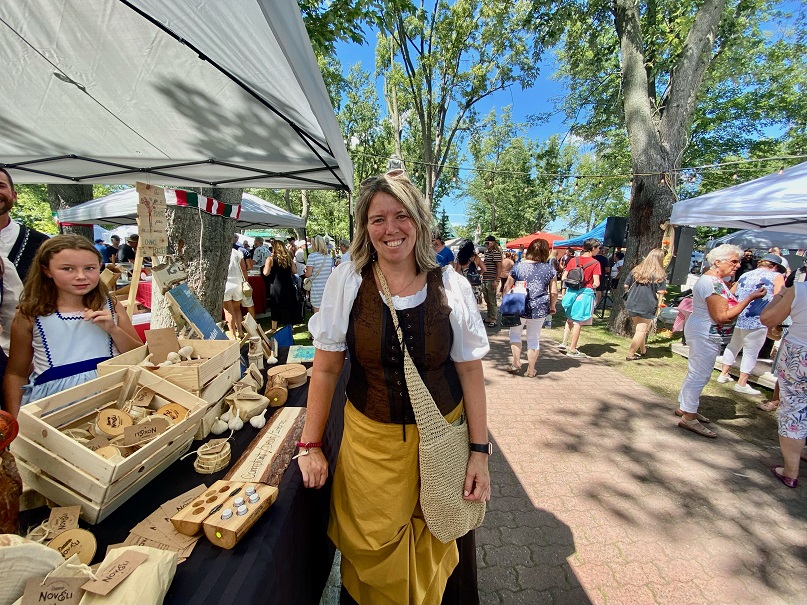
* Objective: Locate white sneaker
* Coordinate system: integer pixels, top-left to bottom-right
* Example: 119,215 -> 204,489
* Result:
733,384 -> 761,395
717,374 -> 735,383
558,344 -> 567,351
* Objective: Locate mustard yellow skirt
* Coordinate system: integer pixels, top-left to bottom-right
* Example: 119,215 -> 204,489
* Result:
329,400 -> 463,605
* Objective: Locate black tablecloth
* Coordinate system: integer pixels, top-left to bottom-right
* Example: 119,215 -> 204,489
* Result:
20,354 -> 349,605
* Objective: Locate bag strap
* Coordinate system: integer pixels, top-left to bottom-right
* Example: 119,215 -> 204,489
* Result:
310,255 -> 327,280
374,263 -> 446,440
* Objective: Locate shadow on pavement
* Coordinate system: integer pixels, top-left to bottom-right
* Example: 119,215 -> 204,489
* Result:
477,436 -> 592,605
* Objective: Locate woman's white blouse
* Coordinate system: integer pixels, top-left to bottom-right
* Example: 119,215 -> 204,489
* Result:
309,262 -> 490,362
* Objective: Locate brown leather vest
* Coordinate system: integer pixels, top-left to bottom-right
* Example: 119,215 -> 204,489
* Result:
346,266 -> 463,426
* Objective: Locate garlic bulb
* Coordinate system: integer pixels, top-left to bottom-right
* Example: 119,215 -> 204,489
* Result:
210,417 -> 228,435
250,409 -> 267,429
178,345 -> 194,361
167,351 -> 182,363
266,354 -> 278,365
158,360 -> 173,367
228,415 -> 244,431
220,404 -> 234,423
137,354 -> 156,367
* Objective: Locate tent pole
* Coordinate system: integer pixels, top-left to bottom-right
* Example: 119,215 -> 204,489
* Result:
348,192 -> 354,240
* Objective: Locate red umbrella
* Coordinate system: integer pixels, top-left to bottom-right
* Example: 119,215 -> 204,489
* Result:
505,232 -> 565,249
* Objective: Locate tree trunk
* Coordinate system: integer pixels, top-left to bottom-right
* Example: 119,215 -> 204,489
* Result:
150,188 -> 241,331
48,184 -> 94,240
608,173 -> 677,335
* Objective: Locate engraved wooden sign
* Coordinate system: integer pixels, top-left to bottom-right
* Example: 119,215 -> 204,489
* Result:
135,182 -> 168,255
224,407 -> 305,486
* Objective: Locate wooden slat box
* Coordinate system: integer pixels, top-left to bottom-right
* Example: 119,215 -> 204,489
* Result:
12,368 -> 207,523
97,338 -> 240,394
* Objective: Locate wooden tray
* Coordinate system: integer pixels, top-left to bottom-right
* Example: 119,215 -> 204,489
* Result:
98,338 -> 239,393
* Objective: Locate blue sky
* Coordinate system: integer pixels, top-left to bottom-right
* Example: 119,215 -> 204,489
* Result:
334,38 -> 572,233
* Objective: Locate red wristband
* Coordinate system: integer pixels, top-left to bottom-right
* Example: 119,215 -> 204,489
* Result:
296,441 -> 322,449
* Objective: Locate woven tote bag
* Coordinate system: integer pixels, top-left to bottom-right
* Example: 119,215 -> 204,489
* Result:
375,264 -> 486,543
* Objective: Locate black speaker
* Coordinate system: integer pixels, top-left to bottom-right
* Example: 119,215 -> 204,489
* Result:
603,216 -> 628,247
669,226 -> 696,286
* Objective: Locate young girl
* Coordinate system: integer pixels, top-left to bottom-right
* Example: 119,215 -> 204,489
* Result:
4,235 -> 142,416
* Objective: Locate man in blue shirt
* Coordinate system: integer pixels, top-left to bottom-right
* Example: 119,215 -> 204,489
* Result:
432,231 -> 454,267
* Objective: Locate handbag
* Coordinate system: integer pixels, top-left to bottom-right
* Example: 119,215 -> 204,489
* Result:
242,280 -> 253,297
463,262 -> 482,286
303,255 -> 327,291
500,280 -> 527,315
375,263 -> 486,543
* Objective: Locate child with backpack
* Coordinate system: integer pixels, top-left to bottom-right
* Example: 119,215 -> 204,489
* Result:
558,239 -> 602,357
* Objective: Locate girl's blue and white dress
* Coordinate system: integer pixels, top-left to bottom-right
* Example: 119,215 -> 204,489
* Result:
22,297 -> 119,405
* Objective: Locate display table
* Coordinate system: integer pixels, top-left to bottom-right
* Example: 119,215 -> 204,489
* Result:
245,273 -> 267,315
19,351 -> 348,605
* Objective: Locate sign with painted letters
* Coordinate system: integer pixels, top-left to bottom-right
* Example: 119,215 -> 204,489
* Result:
135,182 -> 168,255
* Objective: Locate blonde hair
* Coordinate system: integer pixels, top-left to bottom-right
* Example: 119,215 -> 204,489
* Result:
630,248 -> 667,284
19,234 -> 108,317
271,238 -> 292,269
310,235 -> 327,254
350,173 -> 439,274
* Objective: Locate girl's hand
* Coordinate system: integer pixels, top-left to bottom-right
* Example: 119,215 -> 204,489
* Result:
463,452 -> 491,502
83,307 -> 115,333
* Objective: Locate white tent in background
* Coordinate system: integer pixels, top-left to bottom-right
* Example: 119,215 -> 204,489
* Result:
705,229 -> 807,250
58,188 -> 305,230
670,162 -> 807,234
0,0 -> 352,191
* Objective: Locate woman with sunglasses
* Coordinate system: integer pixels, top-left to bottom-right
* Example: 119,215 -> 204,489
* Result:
677,244 -> 766,438
297,170 -> 490,604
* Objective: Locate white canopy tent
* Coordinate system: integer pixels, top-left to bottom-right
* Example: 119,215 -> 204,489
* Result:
670,162 -> 807,234
0,0 -> 353,191
59,188 -> 305,230
705,229 -> 806,250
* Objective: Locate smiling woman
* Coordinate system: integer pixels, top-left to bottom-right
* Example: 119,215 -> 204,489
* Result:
3,235 -> 142,417
297,171 -> 491,604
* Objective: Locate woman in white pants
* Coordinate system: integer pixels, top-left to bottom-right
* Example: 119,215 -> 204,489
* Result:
718,254 -> 786,394
503,239 -> 557,378
677,245 -> 766,438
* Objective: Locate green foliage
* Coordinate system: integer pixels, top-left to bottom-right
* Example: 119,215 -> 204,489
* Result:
436,208 -> 453,238
548,0 -> 805,181
378,0 -> 549,207
339,63 -> 395,187
12,185 -> 57,234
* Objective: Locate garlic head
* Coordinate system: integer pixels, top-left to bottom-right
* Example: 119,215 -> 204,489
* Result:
250,409 -> 267,429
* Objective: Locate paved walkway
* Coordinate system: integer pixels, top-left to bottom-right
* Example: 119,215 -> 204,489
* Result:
479,325 -> 807,605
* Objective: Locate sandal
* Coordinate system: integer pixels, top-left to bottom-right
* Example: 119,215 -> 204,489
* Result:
677,417 -> 717,438
625,355 -> 642,361
526,370 -> 537,378
757,400 -> 779,412
675,409 -> 711,423
507,365 -> 521,374
486,321 -> 497,328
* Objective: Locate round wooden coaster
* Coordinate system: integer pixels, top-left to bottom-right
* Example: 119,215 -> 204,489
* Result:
154,402 -> 188,423
95,445 -> 121,459
47,528 -> 96,565
267,364 -> 306,384
96,409 -> 132,436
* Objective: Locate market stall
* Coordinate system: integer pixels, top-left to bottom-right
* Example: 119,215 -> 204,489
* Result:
670,161 -> 807,233
17,350 -> 349,605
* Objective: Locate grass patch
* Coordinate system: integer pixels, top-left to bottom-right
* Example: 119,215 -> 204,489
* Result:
544,305 -> 778,448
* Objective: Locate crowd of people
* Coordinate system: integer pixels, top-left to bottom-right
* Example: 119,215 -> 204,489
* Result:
1,162 -> 805,603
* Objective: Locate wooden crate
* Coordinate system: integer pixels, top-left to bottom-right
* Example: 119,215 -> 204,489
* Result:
97,338 -> 240,393
195,360 -> 241,404
15,436 -> 194,524
14,368 -> 206,485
